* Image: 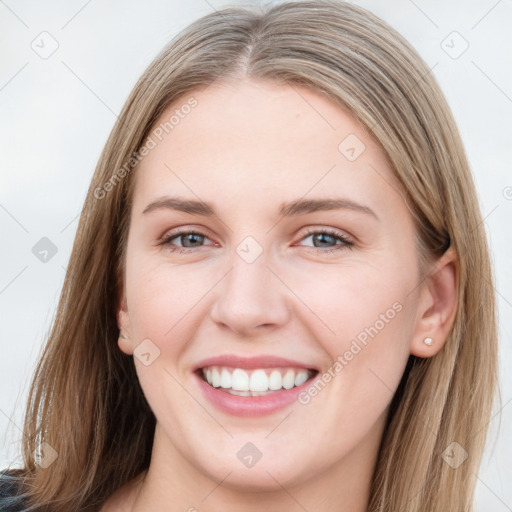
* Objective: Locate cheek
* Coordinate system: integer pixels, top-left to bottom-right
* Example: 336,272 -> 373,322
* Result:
287,257 -> 416,414
286,275 -> 413,473
282,255 -> 417,350
125,252 -> 216,343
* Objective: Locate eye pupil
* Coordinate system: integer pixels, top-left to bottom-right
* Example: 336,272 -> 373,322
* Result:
182,233 -> 204,247
313,233 -> 336,247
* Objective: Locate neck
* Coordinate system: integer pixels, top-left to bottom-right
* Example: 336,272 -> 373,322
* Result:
128,418 -> 384,512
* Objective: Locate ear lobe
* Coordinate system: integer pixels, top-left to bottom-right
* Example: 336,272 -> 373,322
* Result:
410,247 -> 459,358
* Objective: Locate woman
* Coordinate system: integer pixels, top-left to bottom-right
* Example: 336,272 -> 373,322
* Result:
0,1 -> 497,510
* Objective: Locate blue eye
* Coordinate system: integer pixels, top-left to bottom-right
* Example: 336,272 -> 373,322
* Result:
159,228 -> 353,254
172,232 -> 205,248
298,229 -> 353,253
159,231 -> 214,253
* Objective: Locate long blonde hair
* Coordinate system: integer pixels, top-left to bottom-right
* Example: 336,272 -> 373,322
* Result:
7,1 -> 497,510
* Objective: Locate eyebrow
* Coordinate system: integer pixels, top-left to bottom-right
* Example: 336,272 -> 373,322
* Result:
142,196 -> 378,220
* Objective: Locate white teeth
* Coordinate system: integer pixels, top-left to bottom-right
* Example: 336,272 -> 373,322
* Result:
282,369 -> 295,389
211,367 -> 221,388
231,369 -> 250,391
201,366 -> 313,393
227,390 -> 251,396
220,368 -> 231,388
249,369 -> 269,391
228,389 -> 273,397
294,370 -> 309,387
268,370 -> 282,390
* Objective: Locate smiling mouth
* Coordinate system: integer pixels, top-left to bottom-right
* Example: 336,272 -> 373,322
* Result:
197,366 -> 318,396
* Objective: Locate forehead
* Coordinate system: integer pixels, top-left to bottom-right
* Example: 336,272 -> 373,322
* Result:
131,78 -> 400,214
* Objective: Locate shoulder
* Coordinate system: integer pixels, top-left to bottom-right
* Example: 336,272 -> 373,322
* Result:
0,468 -> 28,511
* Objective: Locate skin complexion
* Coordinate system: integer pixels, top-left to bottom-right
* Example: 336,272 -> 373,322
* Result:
107,79 -> 457,511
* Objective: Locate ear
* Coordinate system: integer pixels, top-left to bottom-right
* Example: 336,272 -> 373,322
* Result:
410,247 -> 459,358
117,280 -> 134,355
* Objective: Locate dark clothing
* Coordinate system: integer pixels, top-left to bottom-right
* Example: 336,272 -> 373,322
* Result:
0,469 -> 29,511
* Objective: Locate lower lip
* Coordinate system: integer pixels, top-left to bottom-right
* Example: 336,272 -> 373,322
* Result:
194,371 -> 316,417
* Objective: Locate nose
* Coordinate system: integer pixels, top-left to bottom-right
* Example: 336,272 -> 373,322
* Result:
209,252 -> 291,337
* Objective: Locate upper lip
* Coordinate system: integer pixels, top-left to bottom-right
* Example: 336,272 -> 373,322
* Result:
194,355 -> 318,371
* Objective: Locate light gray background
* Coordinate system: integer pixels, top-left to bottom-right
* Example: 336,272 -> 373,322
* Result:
1,0 -> 511,510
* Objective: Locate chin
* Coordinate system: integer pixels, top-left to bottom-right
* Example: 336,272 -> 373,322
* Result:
194,451 -> 313,492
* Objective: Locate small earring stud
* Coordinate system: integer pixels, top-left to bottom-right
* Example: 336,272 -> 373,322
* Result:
120,332 -> 128,340
423,337 -> 433,346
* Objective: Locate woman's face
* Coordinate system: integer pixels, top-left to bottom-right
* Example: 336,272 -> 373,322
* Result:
118,78 -> 427,491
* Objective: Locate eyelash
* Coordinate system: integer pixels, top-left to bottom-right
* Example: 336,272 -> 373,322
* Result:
158,228 -> 353,255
